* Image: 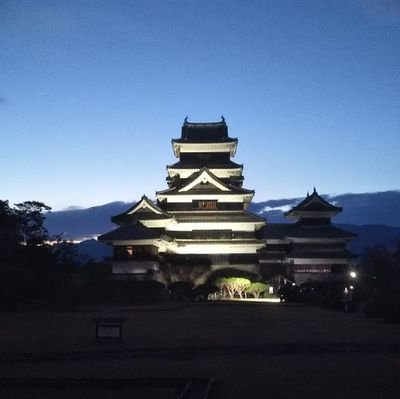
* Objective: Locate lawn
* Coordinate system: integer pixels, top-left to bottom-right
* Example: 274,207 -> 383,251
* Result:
0,302 -> 399,398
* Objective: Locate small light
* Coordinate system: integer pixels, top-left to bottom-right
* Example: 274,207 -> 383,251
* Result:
349,271 -> 357,279
350,285 -> 354,290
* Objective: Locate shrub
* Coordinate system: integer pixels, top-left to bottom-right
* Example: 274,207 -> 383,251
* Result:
191,284 -> 219,301
168,281 -> 194,301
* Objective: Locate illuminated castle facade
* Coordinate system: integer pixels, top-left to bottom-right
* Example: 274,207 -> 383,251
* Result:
259,189 -> 356,284
99,118 -> 355,284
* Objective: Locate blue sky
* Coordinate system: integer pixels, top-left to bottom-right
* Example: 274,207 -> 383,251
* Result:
1,0 -> 399,210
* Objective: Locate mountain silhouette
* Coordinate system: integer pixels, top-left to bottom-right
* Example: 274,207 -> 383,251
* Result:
44,191 -> 400,260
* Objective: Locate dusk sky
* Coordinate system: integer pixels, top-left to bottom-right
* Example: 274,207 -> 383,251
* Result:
2,0 -> 399,211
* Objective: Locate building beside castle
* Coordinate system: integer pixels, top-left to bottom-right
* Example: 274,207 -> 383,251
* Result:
258,189 -> 356,284
99,118 -> 355,284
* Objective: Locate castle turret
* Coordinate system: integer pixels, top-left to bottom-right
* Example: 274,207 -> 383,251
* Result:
99,118 -> 266,278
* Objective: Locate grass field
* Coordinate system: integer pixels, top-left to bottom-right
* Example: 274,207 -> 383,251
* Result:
0,301 -> 399,398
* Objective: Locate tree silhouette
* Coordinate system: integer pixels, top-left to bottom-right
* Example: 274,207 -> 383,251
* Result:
14,201 -> 51,246
245,282 -> 269,298
216,277 -> 251,298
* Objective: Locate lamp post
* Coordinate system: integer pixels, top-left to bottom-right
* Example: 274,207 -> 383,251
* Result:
343,270 -> 358,312
349,271 -> 357,279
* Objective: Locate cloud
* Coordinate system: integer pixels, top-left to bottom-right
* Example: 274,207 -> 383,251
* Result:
259,204 -> 295,214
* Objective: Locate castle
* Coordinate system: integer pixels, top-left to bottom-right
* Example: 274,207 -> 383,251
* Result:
99,118 -> 355,285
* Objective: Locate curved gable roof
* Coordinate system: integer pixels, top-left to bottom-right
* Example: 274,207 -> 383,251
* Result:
173,117 -> 237,143
99,221 -> 164,242
112,195 -> 171,225
156,167 -> 254,196
285,189 -> 342,218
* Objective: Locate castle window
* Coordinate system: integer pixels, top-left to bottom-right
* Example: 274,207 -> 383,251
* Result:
192,230 -> 232,239
197,200 -> 217,210
294,265 -> 331,273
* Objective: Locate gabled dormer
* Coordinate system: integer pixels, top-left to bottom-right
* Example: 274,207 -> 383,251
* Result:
156,167 -> 254,202
285,188 -> 342,222
179,167 -> 231,193
112,195 -> 172,227
166,158 -> 243,184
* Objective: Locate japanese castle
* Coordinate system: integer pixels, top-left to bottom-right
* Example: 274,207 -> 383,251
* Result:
99,118 -> 355,284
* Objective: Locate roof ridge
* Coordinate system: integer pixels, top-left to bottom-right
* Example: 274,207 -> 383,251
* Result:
183,116 -> 226,125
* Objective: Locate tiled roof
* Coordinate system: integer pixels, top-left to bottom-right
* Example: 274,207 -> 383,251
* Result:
286,225 -> 356,239
167,160 -> 243,169
259,223 -> 293,239
157,168 -> 254,196
175,118 -> 237,142
259,223 -> 356,240
286,189 -> 342,215
112,212 -> 172,225
174,239 -> 264,245
98,222 -> 164,242
159,187 -> 254,196
287,250 -> 353,259
173,137 -> 237,144
172,211 -> 265,223
258,252 -> 286,261
112,195 -> 171,225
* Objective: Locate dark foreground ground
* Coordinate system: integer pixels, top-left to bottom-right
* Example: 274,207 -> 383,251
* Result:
0,301 -> 399,398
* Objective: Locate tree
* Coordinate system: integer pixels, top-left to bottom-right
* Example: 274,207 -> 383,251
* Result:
168,281 -> 194,301
360,244 -> 400,321
0,200 -> 53,269
216,277 -> 233,298
0,200 -> 62,308
14,201 -> 51,246
216,277 -> 251,298
245,282 -> 269,298
159,262 -> 211,285
53,240 -> 86,268
0,200 -> 18,235
191,284 -> 219,301
360,246 -> 393,297
0,200 -> 20,263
